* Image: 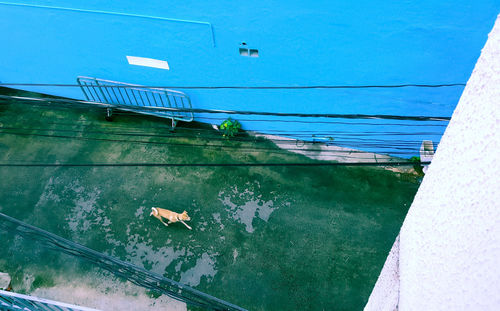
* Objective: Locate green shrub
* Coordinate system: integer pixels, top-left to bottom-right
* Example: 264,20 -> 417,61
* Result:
409,156 -> 423,175
219,118 -> 241,137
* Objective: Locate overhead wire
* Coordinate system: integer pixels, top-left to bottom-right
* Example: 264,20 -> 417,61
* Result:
192,116 -> 449,127
0,104 -> 444,155
0,82 -> 466,89
0,125 -> 446,137
0,129 -> 425,157
0,92 -> 445,163
0,93 -> 449,140
0,122 -> 441,152
0,212 -> 247,311
0,94 -> 452,121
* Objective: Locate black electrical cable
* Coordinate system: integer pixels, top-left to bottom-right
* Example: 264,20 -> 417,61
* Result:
0,126 -> 446,137
0,212 -> 247,311
0,130 -> 425,157
193,116 -> 449,127
0,124 -> 436,144
39,117 -> 448,128
0,93 -> 442,159
0,82 -> 466,89
0,94 -> 452,121
0,124 -> 441,150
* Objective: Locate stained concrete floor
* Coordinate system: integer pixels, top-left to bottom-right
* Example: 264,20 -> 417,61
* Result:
0,91 -> 420,310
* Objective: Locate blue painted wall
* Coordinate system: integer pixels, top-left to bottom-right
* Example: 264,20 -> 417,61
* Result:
1,1 -> 499,156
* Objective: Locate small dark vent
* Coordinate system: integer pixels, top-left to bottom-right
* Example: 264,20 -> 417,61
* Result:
239,48 -> 249,56
239,43 -> 259,57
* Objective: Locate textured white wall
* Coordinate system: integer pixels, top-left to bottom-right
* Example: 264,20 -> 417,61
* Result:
366,15 -> 500,311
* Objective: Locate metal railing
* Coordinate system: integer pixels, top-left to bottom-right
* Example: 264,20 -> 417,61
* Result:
77,77 -> 194,127
0,289 -> 102,311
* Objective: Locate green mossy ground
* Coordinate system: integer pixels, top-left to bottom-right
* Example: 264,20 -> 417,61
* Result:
0,94 -> 419,310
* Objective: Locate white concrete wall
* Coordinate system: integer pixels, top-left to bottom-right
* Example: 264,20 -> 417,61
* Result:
366,15 -> 500,311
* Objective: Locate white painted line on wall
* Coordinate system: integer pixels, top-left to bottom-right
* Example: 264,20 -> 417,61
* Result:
126,56 -> 170,70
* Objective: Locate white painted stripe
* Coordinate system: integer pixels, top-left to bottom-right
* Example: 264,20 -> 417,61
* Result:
126,56 -> 170,70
